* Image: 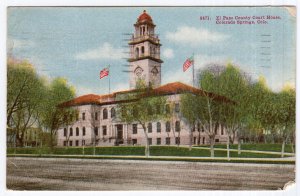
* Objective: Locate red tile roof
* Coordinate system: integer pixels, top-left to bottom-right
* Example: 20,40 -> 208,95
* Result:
60,82 -> 233,107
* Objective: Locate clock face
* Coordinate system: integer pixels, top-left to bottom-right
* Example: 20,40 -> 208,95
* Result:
134,66 -> 143,77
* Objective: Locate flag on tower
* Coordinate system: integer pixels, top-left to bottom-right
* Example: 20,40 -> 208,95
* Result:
183,56 -> 194,72
100,67 -> 109,79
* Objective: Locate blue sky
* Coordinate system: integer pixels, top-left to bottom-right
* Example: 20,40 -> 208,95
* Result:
7,7 -> 296,96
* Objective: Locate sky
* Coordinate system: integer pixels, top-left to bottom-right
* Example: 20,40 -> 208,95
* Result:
7,7 -> 296,96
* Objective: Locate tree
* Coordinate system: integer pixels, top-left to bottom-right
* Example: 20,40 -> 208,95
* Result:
117,80 -> 169,157
39,78 -> 76,148
7,59 -> 47,147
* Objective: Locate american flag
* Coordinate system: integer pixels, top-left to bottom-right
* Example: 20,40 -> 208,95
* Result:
183,56 -> 194,72
100,68 -> 109,79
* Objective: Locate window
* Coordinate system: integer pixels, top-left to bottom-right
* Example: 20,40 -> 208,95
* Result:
175,103 -> 180,113
202,137 -> 205,144
102,126 -> 107,136
82,113 -> 85,120
76,113 -> 79,121
221,125 -> 224,135
175,137 -> 180,145
215,139 -> 220,143
135,47 -> 139,58
141,46 -> 145,55
148,123 -> 152,133
64,128 -> 67,137
132,139 -> 137,145
94,127 -> 98,136
103,108 -> 108,119
69,141 -> 73,146
111,108 -> 116,118
82,127 -> 86,136
63,141 -> 67,146
197,122 -> 200,132
157,138 -> 161,145
157,122 -> 161,133
165,104 -> 170,114
132,124 -> 138,134
193,137 -> 197,145
95,112 -> 98,120
165,137 -> 170,145
76,127 -> 79,136
75,140 -> 79,146
69,128 -> 73,136
82,140 -> 85,146
175,121 -> 180,132
166,121 -> 171,132
148,138 -> 152,145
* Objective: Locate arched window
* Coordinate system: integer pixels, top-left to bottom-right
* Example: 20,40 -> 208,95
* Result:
166,121 -> 171,132
111,107 -> 116,118
69,128 -> 73,136
148,123 -> 152,133
76,127 -> 79,136
141,46 -> 145,55
135,47 -> 139,58
175,121 -> 180,132
157,122 -> 161,133
82,127 -> 86,136
63,128 -> 67,136
103,108 -> 108,119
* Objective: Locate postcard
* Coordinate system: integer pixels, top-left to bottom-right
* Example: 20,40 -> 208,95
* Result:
5,5 -> 296,192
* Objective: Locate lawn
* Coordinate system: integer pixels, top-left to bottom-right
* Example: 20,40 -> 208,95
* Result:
7,145 -> 287,158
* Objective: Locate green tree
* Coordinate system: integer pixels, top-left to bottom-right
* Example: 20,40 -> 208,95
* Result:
117,80 -> 169,157
7,59 -> 47,146
39,78 -> 76,148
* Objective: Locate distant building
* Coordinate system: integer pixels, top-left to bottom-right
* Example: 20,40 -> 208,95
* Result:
57,10 -> 231,147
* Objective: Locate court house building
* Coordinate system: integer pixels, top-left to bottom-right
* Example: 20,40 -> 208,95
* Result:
57,10 -> 230,147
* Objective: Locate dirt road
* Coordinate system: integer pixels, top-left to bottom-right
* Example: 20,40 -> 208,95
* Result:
6,157 -> 295,190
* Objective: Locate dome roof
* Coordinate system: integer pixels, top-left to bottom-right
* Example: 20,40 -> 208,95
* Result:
137,10 -> 153,23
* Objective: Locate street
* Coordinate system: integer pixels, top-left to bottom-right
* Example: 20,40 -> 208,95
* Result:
7,157 -> 295,190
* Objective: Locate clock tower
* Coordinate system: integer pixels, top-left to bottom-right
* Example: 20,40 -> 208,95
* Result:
128,10 -> 163,89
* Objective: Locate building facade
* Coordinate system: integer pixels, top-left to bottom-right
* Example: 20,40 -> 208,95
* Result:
57,11 -> 230,147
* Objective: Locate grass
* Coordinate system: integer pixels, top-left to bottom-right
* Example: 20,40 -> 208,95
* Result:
7,145 -> 289,158
198,143 -> 295,153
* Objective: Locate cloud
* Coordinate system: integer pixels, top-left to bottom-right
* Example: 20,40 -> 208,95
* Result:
75,42 -> 126,60
162,48 -> 174,59
166,26 -> 229,46
7,38 -> 35,50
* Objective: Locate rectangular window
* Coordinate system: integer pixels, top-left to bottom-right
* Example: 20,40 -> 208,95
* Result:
166,121 -> 171,132
94,127 -> 98,136
63,141 -> 67,146
75,140 -> 79,146
69,128 -> 73,136
82,140 -> 85,146
165,137 -> 170,145
76,128 -> 79,136
156,138 -> 161,145
175,121 -> 180,132
69,141 -> 73,146
103,126 -> 107,136
193,137 -> 196,145
197,122 -> 201,132
221,125 -> 224,135
95,112 -> 98,120
132,124 -> 137,134
215,139 -> 220,143
82,113 -> 85,120
175,137 -> 180,145
132,139 -> 137,145
63,128 -> 67,137
148,138 -> 152,145
175,103 -> 180,113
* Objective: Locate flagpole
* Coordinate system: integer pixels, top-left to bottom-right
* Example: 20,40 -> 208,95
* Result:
108,65 -> 111,94
192,53 -> 195,87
